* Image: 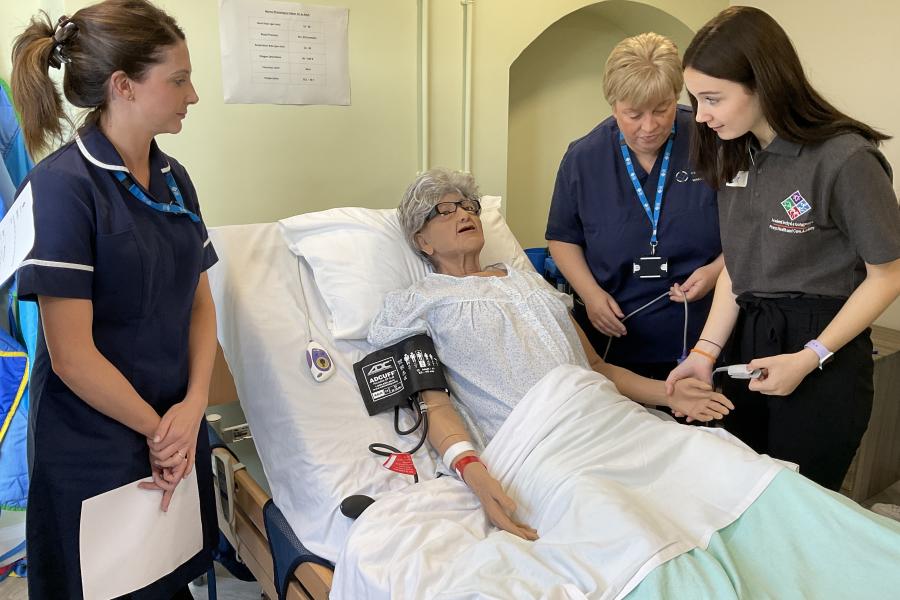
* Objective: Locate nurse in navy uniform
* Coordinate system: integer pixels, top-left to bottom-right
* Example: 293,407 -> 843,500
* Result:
11,1 -> 217,597
547,33 -> 723,382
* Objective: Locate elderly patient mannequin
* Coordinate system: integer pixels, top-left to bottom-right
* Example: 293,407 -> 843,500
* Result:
368,168 -> 734,540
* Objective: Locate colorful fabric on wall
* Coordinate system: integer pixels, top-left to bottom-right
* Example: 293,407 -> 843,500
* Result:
0,327 -> 28,510
0,80 -> 33,187
0,79 -> 35,515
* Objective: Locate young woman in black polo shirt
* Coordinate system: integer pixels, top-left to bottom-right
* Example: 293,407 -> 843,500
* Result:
666,6 -> 900,491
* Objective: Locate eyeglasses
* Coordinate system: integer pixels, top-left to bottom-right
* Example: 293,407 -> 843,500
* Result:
424,198 -> 481,224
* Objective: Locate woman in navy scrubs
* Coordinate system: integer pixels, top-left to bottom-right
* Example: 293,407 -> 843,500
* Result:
547,33 -> 722,381
12,1 -> 217,597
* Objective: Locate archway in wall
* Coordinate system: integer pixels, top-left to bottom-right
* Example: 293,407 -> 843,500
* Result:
506,0 -> 694,248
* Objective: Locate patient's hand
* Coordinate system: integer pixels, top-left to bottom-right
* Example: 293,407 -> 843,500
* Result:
669,378 -> 734,422
463,463 -> 539,541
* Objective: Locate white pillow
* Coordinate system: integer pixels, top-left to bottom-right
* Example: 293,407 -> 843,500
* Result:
278,196 -> 532,340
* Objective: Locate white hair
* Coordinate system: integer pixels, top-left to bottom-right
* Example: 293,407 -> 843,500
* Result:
398,168 -> 480,264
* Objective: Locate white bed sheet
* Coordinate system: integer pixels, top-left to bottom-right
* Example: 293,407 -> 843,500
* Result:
333,365 -> 784,600
207,223 -> 440,563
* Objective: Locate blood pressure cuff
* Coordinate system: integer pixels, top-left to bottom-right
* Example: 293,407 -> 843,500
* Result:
353,334 -> 448,416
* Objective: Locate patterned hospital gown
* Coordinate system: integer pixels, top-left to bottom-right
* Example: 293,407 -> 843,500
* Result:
368,265 -> 590,445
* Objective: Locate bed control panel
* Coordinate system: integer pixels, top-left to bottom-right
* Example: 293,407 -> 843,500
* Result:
212,422 -> 253,444
212,447 -> 246,550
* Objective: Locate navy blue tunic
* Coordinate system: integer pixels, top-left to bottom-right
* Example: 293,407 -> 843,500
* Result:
17,125 -> 218,599
546,106 -> 721,364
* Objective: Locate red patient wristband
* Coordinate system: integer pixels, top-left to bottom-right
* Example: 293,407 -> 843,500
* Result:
454,455 -> 483,481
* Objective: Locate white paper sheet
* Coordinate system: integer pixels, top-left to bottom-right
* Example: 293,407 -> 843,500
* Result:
0,182 -> 35,286
219,0 -> 350,105
79,470 -> 203,600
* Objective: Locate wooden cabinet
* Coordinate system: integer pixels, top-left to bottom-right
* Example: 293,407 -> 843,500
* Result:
841,325 -> 900,502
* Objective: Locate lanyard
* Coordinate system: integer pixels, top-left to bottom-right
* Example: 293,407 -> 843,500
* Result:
113,169 -> 201,223
619,124 -> 675,254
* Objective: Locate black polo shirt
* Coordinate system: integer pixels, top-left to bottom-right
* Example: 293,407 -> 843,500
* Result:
719,133 -> 900,298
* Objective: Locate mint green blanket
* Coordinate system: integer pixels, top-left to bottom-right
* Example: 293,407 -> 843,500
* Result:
627,469 -> 900,599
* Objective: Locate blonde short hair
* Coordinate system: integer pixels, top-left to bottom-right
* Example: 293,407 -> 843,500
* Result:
603,32 -> 683,109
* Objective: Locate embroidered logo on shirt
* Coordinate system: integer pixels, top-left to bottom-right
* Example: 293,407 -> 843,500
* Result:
674,170 -> 704,183
769,218 -> 815,234
780,190 -> 812,221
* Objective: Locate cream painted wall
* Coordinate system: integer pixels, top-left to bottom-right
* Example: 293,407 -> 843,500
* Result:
4,1 -> 892,326
0,1 -> 53,76
431,0 -> 726,206
0,0 -> 724,227
735,1 -> 900,328
507,13 -> 625,249
0,1 -> 722,224
1,0 -> 421,226
506,2 -> 696,247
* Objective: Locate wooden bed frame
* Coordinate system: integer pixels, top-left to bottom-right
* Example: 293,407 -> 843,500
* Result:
209,345 -> 334,600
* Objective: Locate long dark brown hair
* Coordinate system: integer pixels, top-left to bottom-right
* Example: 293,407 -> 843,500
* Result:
683,6 -> 889,188
11,0 -> 185,157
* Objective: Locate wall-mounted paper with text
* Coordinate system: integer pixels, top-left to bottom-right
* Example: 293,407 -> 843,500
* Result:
219,0 -> 350,105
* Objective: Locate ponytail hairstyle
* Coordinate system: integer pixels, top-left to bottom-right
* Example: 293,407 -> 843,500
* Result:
11,0 -> 186,157
683,6 -> 890,188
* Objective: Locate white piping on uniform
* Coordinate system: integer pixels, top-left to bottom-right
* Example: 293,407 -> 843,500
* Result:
76,134 -> 172,174
203,238 -> 211,248
75,135 -> 129,172
20,259 -> 94,272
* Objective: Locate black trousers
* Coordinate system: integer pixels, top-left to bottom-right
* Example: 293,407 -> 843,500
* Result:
721,294 -> 874,491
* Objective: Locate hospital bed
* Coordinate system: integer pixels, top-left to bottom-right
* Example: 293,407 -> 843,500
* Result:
205,223 -> 335,600
205,198 -> 533,599
205,206 -> 900,600
208,344 -> 333,600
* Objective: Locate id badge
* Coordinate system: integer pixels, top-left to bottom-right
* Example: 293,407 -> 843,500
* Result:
726,170 -> 749,187
632,255 -> 669,279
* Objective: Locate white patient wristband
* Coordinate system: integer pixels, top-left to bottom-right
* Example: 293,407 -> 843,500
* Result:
442,441 -> 475,471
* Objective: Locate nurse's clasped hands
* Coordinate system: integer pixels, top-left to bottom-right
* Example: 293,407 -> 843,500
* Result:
582,287 -> 627,338
139,448 -> 189,513
139,393 -> 208,511
149,393 -> 208,474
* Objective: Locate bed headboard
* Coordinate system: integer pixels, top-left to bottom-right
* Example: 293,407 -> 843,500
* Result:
209,344 -> 239,406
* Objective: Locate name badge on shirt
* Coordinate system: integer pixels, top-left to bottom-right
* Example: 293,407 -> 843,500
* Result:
726,171 -> 749,188
632,255 -> 669,279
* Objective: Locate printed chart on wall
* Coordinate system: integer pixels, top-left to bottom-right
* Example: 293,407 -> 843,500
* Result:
219,0 -> 350,105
